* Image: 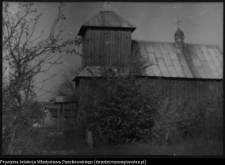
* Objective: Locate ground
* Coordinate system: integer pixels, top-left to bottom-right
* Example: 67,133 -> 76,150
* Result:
37,125 -> 223,156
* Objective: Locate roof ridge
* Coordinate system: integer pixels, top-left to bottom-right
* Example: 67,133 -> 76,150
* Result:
132,39 -> 174,44
132,39 -> 221,48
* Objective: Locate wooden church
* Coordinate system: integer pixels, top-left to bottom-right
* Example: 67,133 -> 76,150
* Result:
73,3 -> 223,103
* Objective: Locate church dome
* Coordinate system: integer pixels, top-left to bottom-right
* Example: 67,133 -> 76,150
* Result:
175,28 -> 184,41
175,28 -> 184,35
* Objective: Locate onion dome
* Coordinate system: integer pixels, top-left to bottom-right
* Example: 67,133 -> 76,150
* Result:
175,28 -> 184,42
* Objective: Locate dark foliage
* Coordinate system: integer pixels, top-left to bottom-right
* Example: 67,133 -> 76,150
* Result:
152,86 -> 223,145
78,68 -> 160,145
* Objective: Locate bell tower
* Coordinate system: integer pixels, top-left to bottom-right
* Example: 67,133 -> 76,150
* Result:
78,2 -> 136,69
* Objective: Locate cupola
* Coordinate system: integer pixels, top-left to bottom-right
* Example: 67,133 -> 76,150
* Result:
175,28 -> 184,42
174,16 -> 185,50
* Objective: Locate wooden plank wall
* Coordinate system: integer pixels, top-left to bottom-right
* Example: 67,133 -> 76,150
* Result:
157,79 -> 222,104
139,78 -> 222,105
82,28 -> 132,69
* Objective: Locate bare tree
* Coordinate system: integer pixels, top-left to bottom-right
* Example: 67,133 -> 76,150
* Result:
55,66 -> 81,96
2,2 -> 81,109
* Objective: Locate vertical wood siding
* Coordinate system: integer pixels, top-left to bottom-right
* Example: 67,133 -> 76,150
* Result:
82,28 -> 132,69
138,78 -> 222,105
165,79 -> 222,103
78,77 -> 222,107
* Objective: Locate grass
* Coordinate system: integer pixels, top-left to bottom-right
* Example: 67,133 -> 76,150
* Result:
4,120 -> 222,156
37,125 -> 90,155
77,138 -> 223,156
38,125 -> 223,156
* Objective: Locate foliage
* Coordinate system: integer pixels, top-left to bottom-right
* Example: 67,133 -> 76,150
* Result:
201,90 -> 223,141
152,97 -> 202,145
152,87 -> 223,145
78,67 -> 160,145
2,100 -> 46,155
2,2 -> 81,109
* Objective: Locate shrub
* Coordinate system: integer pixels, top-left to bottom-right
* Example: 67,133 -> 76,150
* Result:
200,90 -> 223,141
2,100 -> 46,155
78,69 -> 160,145
152,88 -> 223,145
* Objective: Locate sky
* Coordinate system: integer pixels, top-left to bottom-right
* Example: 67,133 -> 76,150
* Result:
7,2 -> 223,101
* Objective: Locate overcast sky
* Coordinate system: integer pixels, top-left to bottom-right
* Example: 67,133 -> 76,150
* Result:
7,2 -> 223,101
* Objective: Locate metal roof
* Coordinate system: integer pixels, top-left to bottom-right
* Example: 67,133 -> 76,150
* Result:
74,66 -> 102,78
132,40 -> 223,79
72,66 -> 121,80
78,11 -> 136,36
73,41 -> 223,80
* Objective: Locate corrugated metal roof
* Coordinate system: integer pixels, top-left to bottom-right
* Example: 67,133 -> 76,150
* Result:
132,40 -> 223,79
78,11 -> 136,36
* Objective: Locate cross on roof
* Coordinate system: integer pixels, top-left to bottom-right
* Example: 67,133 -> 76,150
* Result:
101,2 -> 111,11
176,15 -> 181,29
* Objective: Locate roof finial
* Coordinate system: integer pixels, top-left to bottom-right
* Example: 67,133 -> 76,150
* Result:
176,15 -> 181,29
101,2 -> 111,11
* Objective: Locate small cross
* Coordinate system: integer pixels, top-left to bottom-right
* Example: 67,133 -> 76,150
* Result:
176,15 -> 181,29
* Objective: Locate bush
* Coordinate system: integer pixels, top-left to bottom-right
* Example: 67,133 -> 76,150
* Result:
152,89 -> 223,145
78,69 -> 160,145
2,100 -> 46,155
200,90 -> 223,141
